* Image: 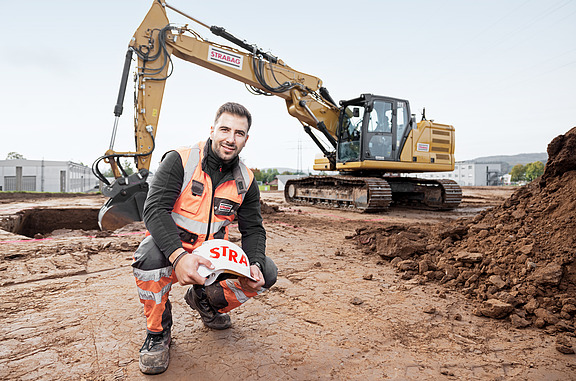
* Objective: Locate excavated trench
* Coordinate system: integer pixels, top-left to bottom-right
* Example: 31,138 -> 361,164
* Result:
0,208 -> 100,238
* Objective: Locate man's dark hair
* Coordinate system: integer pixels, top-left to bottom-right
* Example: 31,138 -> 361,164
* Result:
214,102 -> 252,131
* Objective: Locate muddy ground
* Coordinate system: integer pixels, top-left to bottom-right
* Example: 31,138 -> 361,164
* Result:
0,184 -> 574,380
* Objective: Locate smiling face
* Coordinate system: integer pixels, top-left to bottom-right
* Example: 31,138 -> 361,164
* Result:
210,112 -> 250,163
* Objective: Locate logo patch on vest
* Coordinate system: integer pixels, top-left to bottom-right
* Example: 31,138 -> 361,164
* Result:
218,203 -> 233,213
214,198 -> 240,216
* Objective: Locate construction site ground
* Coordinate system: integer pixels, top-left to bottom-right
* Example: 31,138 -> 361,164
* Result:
0,186 -> 574,380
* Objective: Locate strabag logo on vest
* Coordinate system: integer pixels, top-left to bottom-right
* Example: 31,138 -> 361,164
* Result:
207,46 -> 243,70
214,198 -> 238,216
218,202 -> 233,213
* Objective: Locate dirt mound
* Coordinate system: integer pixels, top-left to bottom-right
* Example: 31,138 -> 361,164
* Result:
260,200 -> 280,214
352,127 -> 576,337
540,126 -> 576,186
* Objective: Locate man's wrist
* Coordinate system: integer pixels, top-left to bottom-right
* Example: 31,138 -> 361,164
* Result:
170,248 -> 188,268
251,261 -> 262,271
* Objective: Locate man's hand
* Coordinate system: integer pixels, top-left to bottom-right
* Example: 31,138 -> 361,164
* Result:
173,253 -> 214,286
239,264 -> 265,293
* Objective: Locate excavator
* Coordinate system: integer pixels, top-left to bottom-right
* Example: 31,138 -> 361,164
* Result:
92,0 -> 462,230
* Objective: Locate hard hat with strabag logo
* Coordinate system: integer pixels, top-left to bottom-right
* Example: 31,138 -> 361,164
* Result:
193,239 -> 257,286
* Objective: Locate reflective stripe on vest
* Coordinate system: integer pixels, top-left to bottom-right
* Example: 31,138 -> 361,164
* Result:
170,213 -> 233,237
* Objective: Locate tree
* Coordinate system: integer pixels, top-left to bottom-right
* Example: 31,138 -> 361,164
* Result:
6,152 -> 25,160
251,168 -> 263,182
525,161 -> 545,182
262,168 -> 279,183
510,164 -> 525,182
251,168 -> 281,183
101,159 -> 136,177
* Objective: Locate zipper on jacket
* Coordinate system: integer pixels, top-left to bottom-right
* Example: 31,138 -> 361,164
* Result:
206,166 -> 230,240
206,179 -> 214,239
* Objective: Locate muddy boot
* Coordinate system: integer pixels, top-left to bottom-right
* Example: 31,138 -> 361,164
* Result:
184,285 -> 232,330
139,330 -> 171,375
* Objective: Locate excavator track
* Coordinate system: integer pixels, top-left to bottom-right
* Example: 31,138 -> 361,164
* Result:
284,176 -> 462,212
385,177 -> 462,210
284,176 -> 392,212
437,179 -> 464,209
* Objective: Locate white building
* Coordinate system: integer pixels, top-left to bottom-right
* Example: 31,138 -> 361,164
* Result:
416,162 -> 503,186
501,173 -> 512,186
0,159 -> 99,192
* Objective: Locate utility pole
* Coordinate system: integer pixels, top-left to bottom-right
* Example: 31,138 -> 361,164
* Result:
297,139 -> 302,174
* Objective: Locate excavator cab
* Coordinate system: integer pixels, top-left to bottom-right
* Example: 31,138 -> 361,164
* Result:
337,94 -> 413,167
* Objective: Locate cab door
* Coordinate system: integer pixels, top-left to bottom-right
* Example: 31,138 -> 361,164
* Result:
363,99 -> 410,162
364,100 -> 395,160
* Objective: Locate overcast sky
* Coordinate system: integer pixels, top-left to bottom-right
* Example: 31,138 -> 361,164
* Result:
1,0 -> 574,173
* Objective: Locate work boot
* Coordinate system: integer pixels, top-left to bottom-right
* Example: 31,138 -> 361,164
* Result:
184,285 -> 232,330
139,330 -> 171,375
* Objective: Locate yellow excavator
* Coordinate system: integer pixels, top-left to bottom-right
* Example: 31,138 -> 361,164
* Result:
92,0 -> 462,230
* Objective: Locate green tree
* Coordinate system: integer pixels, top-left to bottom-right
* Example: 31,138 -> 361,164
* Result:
6,152 -> 25,160
251,168 -> 282,183
510,164 -> 526,182
101,159 -> 136,177
525,161 -> 545,182
262,168 -> 279,183
251,168 -> 263,182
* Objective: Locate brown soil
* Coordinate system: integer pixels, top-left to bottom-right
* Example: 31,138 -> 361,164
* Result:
0,192 -> 100,203
0,129 -> 575,380
352,127 -> 576,334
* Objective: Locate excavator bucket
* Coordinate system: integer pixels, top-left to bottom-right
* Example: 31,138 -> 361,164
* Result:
98,170 -> 149,231
98,186 -> 148,231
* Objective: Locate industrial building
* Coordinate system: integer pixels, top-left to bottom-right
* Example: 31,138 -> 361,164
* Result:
0,159 -> 99,193
416,162 -> 503,186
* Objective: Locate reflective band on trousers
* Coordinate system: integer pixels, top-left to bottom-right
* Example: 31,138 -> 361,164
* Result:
133,266 -> 173,282
136,282 -> 172,305
225,279 -> 266,303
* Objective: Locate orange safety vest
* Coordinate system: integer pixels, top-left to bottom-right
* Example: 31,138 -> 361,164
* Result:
171,141 -> 254,252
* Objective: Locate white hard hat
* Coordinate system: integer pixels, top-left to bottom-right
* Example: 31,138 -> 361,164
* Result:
193,239 -> 257,286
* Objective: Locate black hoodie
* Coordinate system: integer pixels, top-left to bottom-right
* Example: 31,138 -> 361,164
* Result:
142,139 -> 266,268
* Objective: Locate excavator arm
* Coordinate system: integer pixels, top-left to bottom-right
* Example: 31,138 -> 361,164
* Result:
93,0 -> 462,230
93,0 -> 340,230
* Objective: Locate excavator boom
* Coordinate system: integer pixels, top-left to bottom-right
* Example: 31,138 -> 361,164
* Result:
93,1 -> 339,230
93,0 -> 460,230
